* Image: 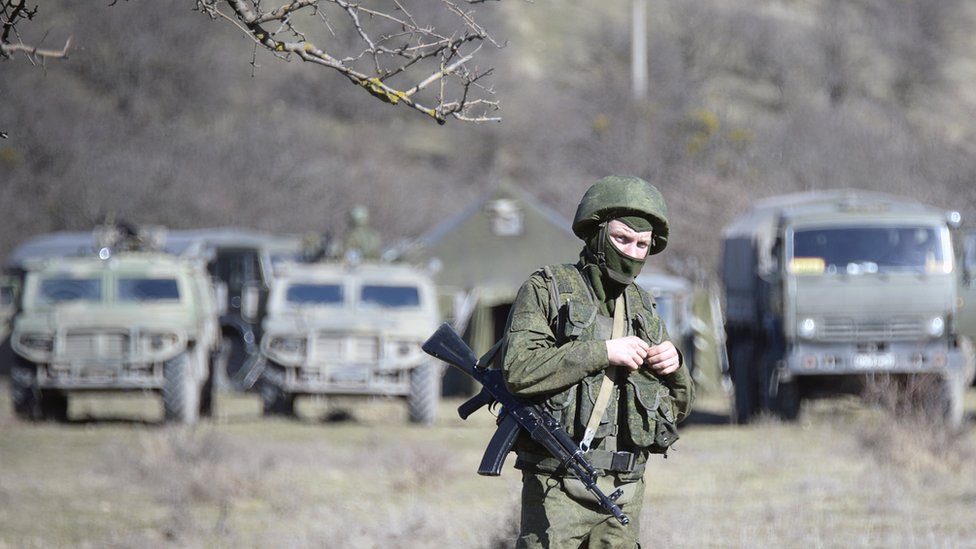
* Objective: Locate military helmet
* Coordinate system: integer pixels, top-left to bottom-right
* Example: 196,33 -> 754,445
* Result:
349,204 -> 370,226
572,175 -> 669,255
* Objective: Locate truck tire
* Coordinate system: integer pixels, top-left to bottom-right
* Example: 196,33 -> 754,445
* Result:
771,380 -> 800,421
163,352 -> 201,425
407,361 -> 440,425
10,357 -> 41,420
728,337 -> 759,424
938,372 -> 965,430
259,362 -> 295,417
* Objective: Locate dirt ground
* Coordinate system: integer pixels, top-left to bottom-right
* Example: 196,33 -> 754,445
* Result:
1,381 -> 975,548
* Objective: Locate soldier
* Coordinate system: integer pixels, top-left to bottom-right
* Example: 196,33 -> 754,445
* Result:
342,204 -> 382,260
501,175 -> 695,548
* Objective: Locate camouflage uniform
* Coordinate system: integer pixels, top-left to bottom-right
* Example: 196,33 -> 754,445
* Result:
501,176 -> 695,549
342,204 -> 382,260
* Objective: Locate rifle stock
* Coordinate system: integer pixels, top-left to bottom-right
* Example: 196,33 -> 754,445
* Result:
422,323 -> 630,525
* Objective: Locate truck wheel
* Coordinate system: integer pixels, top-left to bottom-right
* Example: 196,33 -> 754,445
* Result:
772,380 -> 800,421
163,352 -> 201,425
10,358 -> 41,421
258,363 -> 295,417
728,338 -> 759,424
937,373 -> 965,430
408,361 -> 440,426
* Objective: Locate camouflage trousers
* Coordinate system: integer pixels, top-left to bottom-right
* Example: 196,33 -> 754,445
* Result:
516,470 -> 645,549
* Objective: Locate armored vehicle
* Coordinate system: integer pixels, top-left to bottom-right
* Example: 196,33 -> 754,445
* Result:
256,260 -> 442,424
0,276 -> 18,376
8,227 -> 220,424
722,190 -> 974,427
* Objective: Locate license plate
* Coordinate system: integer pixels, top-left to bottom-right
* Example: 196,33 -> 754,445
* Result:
852,353 -> 895,370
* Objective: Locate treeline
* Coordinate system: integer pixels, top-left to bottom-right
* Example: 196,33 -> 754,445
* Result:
1,0 -> 974,280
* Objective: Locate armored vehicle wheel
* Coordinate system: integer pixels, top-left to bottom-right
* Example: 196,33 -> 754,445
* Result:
163,352 -> 201,425
199,354 -> 216,418
407,361 -> 440,425
10,358 -> 41,420
259,363 -> 295,417
40,390 -> 69,422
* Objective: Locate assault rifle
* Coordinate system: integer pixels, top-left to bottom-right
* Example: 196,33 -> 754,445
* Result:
422,323 -> 630,525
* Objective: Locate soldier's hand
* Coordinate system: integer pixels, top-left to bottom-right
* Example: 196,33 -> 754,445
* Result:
606,336 -> 650,371
644,341 -> 681,375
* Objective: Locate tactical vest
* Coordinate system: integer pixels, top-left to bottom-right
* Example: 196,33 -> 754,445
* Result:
534,264 -> 679,460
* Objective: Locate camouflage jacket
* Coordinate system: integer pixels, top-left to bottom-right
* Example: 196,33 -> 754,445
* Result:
501,261 -> 695,475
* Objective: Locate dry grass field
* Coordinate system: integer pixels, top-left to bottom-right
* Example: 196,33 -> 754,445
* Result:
1,382 -> 975,549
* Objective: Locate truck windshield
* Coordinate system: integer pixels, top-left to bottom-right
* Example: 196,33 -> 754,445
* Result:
118,278 -> 180,301
38,278 -> 102,304
360,285 -> 420,308
791,226 -> 948,274
286,283 -> 343,305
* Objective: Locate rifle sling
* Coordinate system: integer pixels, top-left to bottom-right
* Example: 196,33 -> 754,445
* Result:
580,294 -> 626,452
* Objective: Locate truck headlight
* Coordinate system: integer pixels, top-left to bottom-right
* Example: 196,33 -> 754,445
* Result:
269,336 -> 306,357
798,318 -> 817,340
20,333 -> 54,352
925,316 -> 945,338
145,332 -> 180,351
391,340 -> 420,357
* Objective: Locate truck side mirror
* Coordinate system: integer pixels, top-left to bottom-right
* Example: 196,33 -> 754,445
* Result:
241,282 -> 260,322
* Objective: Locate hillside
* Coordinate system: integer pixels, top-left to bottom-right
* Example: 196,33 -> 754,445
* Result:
2,0 -> 975,280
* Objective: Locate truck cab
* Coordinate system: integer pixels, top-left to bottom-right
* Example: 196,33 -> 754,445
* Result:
722,190 -> 974,426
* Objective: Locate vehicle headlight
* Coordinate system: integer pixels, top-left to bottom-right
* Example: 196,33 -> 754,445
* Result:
797,318 -> 817,340
270,336 -> 306,356
390,340 -> 420,357
925,316 -> 945,338
145,332 -> 180,351
19,333 -> 54,352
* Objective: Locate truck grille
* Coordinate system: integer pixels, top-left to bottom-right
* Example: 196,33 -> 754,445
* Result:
314,334 -> 380,362
819,316 -> 923,341
63,331 -> 130,358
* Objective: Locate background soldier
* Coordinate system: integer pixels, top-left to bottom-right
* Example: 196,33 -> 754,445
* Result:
501,175 -> 695,548
342,204 -> 382,260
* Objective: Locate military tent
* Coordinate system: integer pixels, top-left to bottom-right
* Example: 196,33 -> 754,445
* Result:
406,182 -> 583,363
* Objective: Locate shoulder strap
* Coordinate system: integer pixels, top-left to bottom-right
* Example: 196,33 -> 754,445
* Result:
580,293 -> 625,451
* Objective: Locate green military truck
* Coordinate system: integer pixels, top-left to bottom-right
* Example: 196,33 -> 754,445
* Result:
722,190 -> 974,427
255,260 -> 442,424
8,226 -> 220,424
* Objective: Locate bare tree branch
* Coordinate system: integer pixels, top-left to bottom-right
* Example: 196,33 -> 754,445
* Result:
1,0 -> 70,63
195,0 -> 504,124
